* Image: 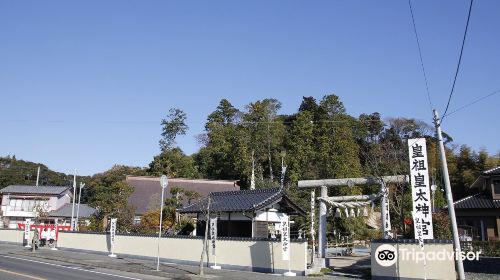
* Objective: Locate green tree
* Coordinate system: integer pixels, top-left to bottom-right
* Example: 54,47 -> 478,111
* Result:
285,110 -> 317,183
149,148 -> 199,178
195,99 -> 241,180
86,165 -> 146,232
88,181 -> 135,232
159,108 -> 188,151
316,94 -> 362,186
0,156 -> 76,190
242,98 -> 285,187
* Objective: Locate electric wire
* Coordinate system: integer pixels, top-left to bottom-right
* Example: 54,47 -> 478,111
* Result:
442,0 -> 474,120
443,88 -> 500,118
1,119 -> 386,125
408,0 -> 433,113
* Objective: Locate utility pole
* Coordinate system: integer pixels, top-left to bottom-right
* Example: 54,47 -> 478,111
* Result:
70,170 -> 77,231
433,109 -> 465,280
36,166 -> 40,187
199,195 -> 211,276
75,183 -> 85,231
156,175 -> 168,271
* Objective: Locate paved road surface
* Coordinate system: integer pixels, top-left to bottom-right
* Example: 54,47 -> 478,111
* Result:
0,253 -> 165,280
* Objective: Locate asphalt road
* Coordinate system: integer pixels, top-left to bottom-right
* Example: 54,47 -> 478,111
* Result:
0,254 -> 165,280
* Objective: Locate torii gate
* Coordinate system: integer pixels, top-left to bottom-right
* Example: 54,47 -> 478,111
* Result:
298,175 -> 408,263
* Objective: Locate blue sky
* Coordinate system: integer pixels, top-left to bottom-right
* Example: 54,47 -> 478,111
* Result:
1,0 -> 498,176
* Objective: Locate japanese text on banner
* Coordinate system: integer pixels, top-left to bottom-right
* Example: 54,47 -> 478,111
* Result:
24,219 -> 31,240
110,218 -> 117,244
281,216 -> 290,261
408,138 -> 434,240
210,218 -> 217,255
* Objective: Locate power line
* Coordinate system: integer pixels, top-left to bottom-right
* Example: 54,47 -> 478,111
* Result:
1,118 -> 387,125
1,119 -> 159,124
408,0 -> 433,112
443,88 -> 500,118
442,0 -> 474,120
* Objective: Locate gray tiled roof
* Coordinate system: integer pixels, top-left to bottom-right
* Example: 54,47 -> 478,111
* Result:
0,185 -> 70,195
49,203 -> 96,218
178,188 -> 306,215
484,166 -> 500,175
453,193 -> 500,209
126,176 -> 239,215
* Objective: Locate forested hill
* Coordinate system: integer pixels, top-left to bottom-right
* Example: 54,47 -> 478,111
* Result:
2,95 -> 498,237
0,156 -> 74,189
1,95 -> 499,201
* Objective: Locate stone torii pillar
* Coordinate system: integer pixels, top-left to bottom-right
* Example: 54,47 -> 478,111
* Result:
298,175 -> 408,262
319,186 -> 327,258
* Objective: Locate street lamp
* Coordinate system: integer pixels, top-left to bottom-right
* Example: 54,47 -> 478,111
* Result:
431,184 -> 437,213
157,175 -> 168,271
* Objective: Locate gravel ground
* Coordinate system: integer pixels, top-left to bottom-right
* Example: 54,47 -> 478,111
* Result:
466,272 -> 500,280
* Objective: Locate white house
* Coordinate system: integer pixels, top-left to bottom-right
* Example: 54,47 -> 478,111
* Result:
0,185 -> 72,228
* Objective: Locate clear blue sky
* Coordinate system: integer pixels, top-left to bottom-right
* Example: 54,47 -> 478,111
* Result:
1,0 -> 498,176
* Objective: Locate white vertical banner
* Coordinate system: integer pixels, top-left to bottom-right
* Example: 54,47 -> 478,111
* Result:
281,216 -> 290,261
24,219 -> 31,240
110,218 -> 117,244
383,199 -> 392,235
210,218 -> 217,256
109,218 -> 117,257
310,190 -> 316,260
408,138 -> 434,241
382,185 -> 393,238
310,191 -> 315,237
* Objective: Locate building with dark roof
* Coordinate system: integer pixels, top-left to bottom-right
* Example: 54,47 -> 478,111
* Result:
453,166 -> 500,240
49,203 -> 96,219
126,176 -> 240,224
0,185 -> 70,196
0,185 -> 72,228
178,188 -> 306,238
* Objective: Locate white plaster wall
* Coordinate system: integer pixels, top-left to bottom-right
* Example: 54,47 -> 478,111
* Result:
0,230 -> 307,274
55,192 -> 72,210
48,197 -> 58,211
0,229 -> 24,243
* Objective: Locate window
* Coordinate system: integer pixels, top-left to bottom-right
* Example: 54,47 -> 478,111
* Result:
493,180 -> 500,195
7,198 -> 48,212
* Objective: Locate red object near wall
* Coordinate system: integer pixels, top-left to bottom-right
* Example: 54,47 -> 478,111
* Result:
17,223 -> 71,240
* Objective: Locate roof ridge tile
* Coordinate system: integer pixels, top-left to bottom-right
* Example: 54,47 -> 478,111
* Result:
484,166 -> 500,174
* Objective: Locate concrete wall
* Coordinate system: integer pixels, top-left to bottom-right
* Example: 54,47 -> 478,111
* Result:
371,240 -> 456,280
0,229 -> 307,275
0,228 -> 25,243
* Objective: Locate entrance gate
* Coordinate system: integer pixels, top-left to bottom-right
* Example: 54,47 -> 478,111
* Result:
298,175 -> 408,266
